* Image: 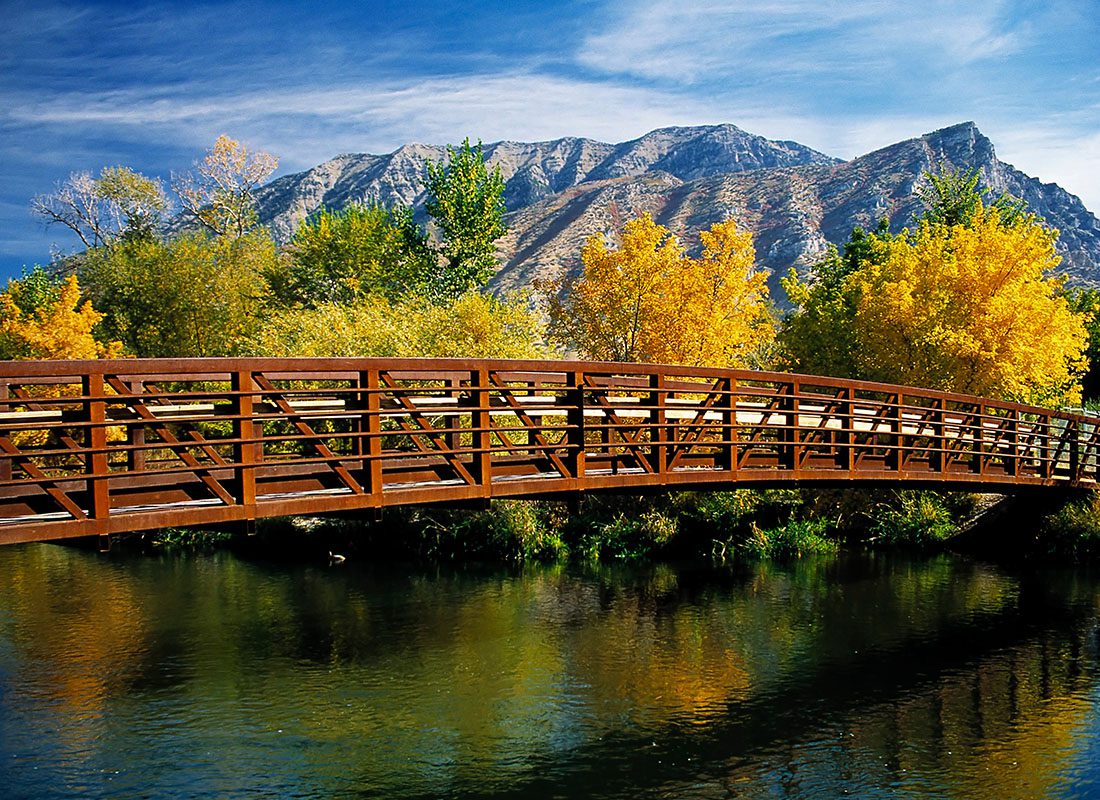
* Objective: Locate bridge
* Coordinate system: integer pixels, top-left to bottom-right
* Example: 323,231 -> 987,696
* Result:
0,357 -> 1097,546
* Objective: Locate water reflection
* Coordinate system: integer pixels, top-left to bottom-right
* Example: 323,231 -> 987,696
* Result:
0,545 -> 1097,798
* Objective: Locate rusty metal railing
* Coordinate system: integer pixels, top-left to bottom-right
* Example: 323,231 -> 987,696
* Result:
0,358 -> 1095,545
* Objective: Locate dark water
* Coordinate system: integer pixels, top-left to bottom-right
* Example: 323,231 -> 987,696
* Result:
2,545 -> 1100,799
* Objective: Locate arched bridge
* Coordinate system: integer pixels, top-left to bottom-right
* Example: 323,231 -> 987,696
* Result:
0,357 -> 1097,546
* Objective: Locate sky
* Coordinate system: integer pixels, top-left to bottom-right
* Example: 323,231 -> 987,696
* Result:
2,0 -> 1099,277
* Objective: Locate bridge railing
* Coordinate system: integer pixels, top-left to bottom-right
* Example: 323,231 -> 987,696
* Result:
0,358 -> 1096,544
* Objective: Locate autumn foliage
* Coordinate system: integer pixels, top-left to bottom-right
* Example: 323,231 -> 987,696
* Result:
0,274 -> 121,360
851,207 -> 1086,404
547,214 -> 773,366
782,193 -> 1088,406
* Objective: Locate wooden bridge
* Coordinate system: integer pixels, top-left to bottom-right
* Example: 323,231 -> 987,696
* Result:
0,357 -> 1097,546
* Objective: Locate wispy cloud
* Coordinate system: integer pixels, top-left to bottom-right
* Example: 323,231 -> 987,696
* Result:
578,0 -> 1024,84
4,74 -> 720,170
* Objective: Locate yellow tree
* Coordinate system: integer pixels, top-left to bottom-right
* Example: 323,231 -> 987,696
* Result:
849,206 -> 1086,405
174,135 -> 278,238
78,230 -> 273,357
547,214 -> 773,366
0,274 -> 121,360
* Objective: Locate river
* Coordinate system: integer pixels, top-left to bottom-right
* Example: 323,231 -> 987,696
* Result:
1,543 -> 1099,798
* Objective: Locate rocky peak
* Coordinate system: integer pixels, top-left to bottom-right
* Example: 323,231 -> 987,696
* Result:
588,123 -> 838,182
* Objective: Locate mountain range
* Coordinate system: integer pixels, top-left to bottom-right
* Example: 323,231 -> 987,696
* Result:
253,122 -> 1100,302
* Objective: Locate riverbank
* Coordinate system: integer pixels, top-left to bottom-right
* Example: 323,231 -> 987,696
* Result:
124,488 -> 1100,566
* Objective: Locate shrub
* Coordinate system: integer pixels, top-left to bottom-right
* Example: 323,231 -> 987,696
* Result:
1038,493 -> 1100,560
574,508 -> 679,561
741,518 -> 837,560
867,491 -> 958,547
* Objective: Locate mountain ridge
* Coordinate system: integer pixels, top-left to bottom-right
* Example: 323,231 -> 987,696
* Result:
253,122 -> 1100,301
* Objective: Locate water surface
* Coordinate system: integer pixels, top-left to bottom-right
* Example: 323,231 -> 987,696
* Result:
1,544 -> 1099,798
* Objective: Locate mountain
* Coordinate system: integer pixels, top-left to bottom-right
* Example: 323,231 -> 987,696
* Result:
255,124 -> 836,241
253,122 -> 1100,301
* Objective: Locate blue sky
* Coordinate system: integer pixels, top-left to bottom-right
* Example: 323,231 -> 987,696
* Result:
2,0 -> 1099,277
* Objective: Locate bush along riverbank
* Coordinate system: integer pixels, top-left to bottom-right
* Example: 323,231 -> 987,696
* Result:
115,486 -> 1100,565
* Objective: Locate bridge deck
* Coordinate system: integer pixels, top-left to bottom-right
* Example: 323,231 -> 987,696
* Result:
0,357 -> 1096,545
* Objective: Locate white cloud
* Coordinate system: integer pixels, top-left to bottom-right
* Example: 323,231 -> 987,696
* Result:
9,70 -> 1098,218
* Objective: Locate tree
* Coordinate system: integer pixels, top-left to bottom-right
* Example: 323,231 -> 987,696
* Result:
2,266 -> 62,316
32,167 -> 168,249
409,292 -> 548,359
0,273 -> 121,360
547,214 -> 773,366
781,205 -> 1087,405
1065,288 -> 1100,400
174,135 -> 278,238
779,221 -> 893,378
424,138 -> 507,300
854,207 -> 1085,404
270,203 -> 435,306
79,230 -> 273,357
915,164 -> 1026,228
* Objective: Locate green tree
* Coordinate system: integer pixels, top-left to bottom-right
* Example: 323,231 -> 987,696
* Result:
424,138 -> 507,300
270,203 -> 435,306
1065,287 -> 1100,401
915,164 -> 1026,228
2,266 -> 63,316
79,230 -> 273,357
779,222 -> 892,377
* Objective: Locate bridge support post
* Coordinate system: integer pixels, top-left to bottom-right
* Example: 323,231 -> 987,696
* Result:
932,398 -> 946,475
83,373 -> 110,521
0,380 -> 11,481
126,380 -> 146,473
232,371 -> 257,508
567,371 -> 586,481
446,377 -> 462,457
1008,409 -> 1020,477
472,368 -> 492,497
836,387 -> 853,473
362,370 -> 383,499
0,380 -> 10,482
1070,418 -> 1081,484
721,376 -> 737,474
1042,413 -> 1054,480
978,404 -> 989,477
778,381 -> 795,471
790,380 -> 802,473
650,373 -> 667,477
891,393 -> 903,472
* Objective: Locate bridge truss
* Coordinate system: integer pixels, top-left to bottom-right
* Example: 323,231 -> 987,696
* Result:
0,358 -> 1097,545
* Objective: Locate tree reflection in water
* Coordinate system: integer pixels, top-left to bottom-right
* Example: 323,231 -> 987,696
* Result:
0,545 -> 1097,799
